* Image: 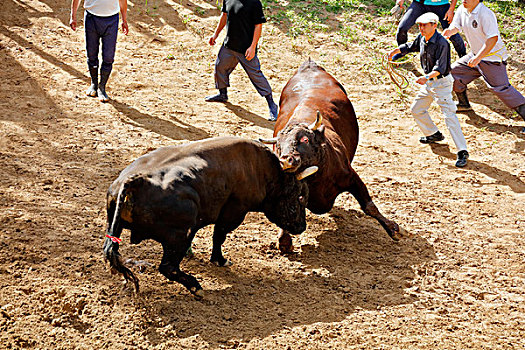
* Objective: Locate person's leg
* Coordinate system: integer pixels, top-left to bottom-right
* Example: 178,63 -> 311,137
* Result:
237,52 -> 278,120
393,1 -> 425,60
84,11 -> 100,97
98,13 -> 119,102
206,46 -> 238,102
451,53 -> 482,110
433,4 -> 466,57
434,76 -> 468,164
477,61 -> 525,109
452,53 -> 481,93
411,83 -> 442,142
479,60 -> 525,133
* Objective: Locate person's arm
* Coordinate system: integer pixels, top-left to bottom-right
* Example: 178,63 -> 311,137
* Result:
396,0 -> 405,8
387,35 -> 420,60
443,6 -> 462,38
468,36 -> 498,67
69,0 -> 81,31
119,0 -> 129,35
444,0 -> 457,23
416,70 -> 441,85
442,27 -> 459,38
245,23 -> 262,61
209,12 -> 227,46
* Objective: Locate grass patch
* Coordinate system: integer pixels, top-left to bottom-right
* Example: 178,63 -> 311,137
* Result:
262,0 -> 524,56
484,0 -> 525,50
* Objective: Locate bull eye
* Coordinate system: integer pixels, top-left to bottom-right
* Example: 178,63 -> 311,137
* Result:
300,136 -> 309,144
299,195 -> 305,204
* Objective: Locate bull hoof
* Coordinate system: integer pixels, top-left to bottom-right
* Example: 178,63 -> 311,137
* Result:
389,222 -> 404,241
278,239 -> 294,255
191,287 -> 204,300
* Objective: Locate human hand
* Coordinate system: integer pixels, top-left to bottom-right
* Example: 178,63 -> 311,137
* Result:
467,56 -> 481,67
444,8 -> 454,23
69,16 -> 77,31
387,48 -> 399,61
122,21 -> 129,35
245,46 -> 256,61
390,4 -> 403,19
209,35 -> 217,46
416,76 -> 428,85
442,28 -> 453,39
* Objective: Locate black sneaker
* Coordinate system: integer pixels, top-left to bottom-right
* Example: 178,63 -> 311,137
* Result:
455,150 -> 469,168
419,131 -> 444,144
205,93 -> 228,102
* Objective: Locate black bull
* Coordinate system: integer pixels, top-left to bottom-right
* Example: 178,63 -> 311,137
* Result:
103,137 -> 317,298
261,59 -> 401,253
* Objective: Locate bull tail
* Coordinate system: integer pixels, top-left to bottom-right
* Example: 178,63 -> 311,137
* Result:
103,174 -> 143,293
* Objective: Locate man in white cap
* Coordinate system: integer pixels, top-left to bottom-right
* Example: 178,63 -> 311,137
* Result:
388,12 -> 469,167
443,0 -> 525,134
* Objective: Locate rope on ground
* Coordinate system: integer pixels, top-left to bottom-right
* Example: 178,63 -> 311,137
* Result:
382,53 -> 412,91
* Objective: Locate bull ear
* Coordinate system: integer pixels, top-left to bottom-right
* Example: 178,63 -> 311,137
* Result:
308,111 -> 323,130
259,137 -> 277,144
296,166 -> 318,180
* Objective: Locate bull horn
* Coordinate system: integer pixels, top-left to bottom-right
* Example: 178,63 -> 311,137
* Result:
259,137 -> 277,144
296,166 -> 318,180
308,111 -> 323,130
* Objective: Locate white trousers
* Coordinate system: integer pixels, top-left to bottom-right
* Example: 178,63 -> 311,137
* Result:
411,74 -> 468,152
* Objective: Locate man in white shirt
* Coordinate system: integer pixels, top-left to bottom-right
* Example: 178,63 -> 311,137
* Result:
70,0 -> 128,102
443,0 -> 525,133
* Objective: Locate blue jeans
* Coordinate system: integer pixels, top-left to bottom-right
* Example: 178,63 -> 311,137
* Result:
84,11 -> 119,73
396,1 -> 466,57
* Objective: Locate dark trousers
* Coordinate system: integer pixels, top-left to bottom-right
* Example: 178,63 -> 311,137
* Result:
84,11 -> 119,73
214,45 -> 272,97
397,1 -> 466,57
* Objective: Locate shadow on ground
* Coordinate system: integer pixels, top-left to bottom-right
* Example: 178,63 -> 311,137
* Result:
429,143 -> 525,193
131,206 -> 435,347
224,102 -> 275,130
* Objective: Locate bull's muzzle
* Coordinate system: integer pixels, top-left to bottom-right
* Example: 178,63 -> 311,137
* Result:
279,154 -> 300,171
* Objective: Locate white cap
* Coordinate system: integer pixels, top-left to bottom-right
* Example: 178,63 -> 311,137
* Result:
415,12 -> 439,24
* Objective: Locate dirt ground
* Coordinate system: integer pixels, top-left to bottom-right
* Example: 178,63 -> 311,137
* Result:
1,0 -> 524,349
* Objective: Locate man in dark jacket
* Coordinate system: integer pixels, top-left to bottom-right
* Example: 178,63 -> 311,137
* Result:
388,12 -> 469,167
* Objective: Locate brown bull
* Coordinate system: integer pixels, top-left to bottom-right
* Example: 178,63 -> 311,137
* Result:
262,59 -> 401,253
